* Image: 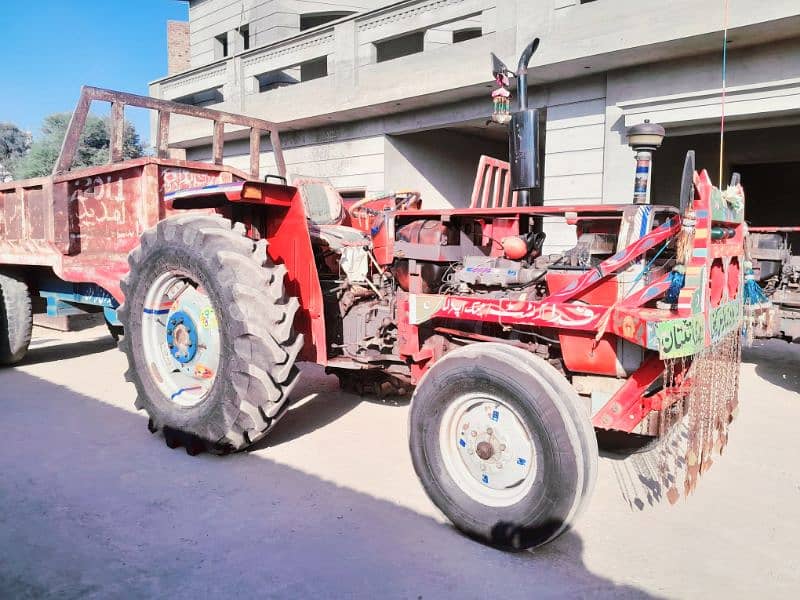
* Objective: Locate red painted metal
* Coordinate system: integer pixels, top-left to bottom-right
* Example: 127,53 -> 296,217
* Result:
591,356 -> 665,432
0,158 -> 247,303
260,189 -> 327,363
0,93 -> 747,443
558,331 -> 621,377
546,271 -> 619,306
747,226 -> 800,232
469,155 -> 519,209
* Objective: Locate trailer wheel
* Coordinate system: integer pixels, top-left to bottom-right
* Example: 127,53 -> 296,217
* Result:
0,271 -> 33,366
118,215 -> 302,453
409,343 -> 598,550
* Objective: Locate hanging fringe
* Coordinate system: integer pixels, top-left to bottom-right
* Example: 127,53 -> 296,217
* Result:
742,261 -> 768,305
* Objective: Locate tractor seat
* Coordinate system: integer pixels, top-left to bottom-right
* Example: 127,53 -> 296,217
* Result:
295,178 -> 370,251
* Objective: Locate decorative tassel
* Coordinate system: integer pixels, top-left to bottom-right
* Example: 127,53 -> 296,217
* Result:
664,265 -> 686,306
662,209 -> 696,308
742,261 -> 768,306
676,209 -> 696,265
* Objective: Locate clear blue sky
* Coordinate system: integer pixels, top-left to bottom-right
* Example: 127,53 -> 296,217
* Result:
0,1 -> 188,143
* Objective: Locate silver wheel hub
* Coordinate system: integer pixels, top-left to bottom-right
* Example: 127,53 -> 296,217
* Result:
440,394 -> 536,507
141,272 -> 221,408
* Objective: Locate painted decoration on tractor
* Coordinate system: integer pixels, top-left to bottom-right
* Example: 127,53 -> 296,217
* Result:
655,314 -> 704,359
709,299 -> 742,343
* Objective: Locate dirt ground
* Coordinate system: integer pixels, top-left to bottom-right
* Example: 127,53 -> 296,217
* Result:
1,325 -> 798,599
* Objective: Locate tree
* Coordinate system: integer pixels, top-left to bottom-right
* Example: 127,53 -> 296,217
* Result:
0,123 -> 31,179
12,113 -> 144,180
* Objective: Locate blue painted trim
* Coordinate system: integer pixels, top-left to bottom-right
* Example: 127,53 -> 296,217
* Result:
39,283 -> 119,318
638,206 -> 652,239
104,307 -> 121,326
143,308 -> 171,315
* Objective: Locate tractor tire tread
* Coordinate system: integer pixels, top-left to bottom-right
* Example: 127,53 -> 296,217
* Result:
119,214 -> 302,454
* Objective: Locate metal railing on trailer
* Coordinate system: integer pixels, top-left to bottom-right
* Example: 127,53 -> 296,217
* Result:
53,86 -> 286,180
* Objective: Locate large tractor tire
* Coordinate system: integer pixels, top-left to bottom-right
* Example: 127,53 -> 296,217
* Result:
409,343 -> 598,551
0,271 -> 33,366
118,215 -> 302,454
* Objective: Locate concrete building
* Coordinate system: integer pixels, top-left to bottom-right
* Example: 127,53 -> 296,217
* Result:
150,0 -> 800,250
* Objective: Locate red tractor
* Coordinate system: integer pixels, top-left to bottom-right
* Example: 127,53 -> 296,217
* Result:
0,45 -> 745,550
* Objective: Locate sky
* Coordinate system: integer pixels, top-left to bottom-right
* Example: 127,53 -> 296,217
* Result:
0,1 -> 188,144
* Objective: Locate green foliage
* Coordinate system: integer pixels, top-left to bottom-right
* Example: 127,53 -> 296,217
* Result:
11,113 -> 144,180
0,123 -> 31,178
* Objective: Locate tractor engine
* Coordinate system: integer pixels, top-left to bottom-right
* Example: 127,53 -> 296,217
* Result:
393,216 -> 622,298
318,244 -> 399,364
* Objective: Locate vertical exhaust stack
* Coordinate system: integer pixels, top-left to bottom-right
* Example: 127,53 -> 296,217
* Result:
509,39 -> 541,208
491,39 -> 542,209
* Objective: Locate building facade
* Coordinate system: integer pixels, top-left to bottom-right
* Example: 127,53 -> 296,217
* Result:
150,0 -> 800,251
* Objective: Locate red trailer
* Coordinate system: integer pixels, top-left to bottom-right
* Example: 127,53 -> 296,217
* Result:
0,52 -> 745,550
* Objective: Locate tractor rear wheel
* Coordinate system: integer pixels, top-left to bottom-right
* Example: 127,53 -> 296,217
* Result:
118,215 -> 302,453
0,271 -> 33,366
409,343 -> 598,550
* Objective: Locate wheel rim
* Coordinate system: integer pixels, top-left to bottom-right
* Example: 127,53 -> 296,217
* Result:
141,271 -> 221,408
439,393 -> 536,507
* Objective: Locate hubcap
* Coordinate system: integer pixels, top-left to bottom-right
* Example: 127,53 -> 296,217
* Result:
166,311 -> 198,363
439,394 -> 536,507
141,271 -> 221,408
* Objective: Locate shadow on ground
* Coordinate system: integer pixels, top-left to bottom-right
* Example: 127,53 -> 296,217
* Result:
0,364 -> 659,598
19,335 -> 117,367
742,338 -> 800,394
255,363 -> 411,449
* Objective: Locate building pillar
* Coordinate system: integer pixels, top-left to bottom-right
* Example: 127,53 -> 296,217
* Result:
334,20 -> 358,100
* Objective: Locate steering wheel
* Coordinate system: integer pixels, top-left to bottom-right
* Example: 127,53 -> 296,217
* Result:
349,192 -> 421,221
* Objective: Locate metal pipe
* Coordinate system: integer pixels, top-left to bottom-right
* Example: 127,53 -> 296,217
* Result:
515,38 -> 539,111
517,74 -> 528,111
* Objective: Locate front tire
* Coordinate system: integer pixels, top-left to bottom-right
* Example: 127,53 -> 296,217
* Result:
0,271 -> 33,366
409,343 -> 598,550
118,215 -> 303,453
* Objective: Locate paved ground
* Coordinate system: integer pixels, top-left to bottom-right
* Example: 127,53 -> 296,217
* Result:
1,325 -> 798,599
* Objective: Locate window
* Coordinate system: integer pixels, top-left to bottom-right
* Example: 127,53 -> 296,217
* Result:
257,70 -> 298,93
300,11 -> 354,31
173,87 -> 224,107
300,57 -> 328,82
214,33 -> 229,58
338,188 -> 366,201
375,32 -> 424,63
453,28 -> 481,43
237,25 -> 250,51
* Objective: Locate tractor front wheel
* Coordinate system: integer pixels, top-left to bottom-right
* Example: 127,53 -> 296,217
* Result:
118,215 -> 302,453
409,343 -> 598,550
0,271 -> 33,366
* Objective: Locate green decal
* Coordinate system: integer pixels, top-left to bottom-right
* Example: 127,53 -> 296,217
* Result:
656,315 -> 705,359
710,300 -> 741,343
690,288 -> 703,314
